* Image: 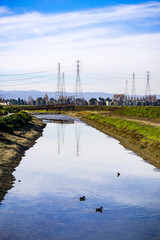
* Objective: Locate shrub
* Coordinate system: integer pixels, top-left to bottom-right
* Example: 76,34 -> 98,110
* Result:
0,111 -> 32,133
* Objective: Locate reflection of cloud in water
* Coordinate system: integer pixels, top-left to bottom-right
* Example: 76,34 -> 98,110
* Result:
5,118 -> 160,239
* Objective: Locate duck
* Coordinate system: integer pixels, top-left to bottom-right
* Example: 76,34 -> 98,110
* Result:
80,196 -> 86,201
96,207 -> 103,213
117,172 -> 120,177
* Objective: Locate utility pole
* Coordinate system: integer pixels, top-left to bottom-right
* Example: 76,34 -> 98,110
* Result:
74,60 -> 83,99
145,71 -> 151,102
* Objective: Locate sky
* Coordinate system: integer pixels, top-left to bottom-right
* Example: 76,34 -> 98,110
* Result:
0,0 -> 160,95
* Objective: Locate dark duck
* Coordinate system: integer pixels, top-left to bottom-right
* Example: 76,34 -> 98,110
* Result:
80,196 -> 86,201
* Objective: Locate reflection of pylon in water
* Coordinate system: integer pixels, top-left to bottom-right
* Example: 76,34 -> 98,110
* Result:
57,123 -> 65,154
57,124 -> 60,154
75,123 -> 82,156
61,124 -> 65,144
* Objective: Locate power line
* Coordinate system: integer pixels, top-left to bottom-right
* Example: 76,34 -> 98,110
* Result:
0,69 -> 56,77
0,74 -> 55,82
0,78 -> 55,87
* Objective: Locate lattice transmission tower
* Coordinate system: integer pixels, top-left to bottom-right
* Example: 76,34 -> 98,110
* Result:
74,60 -> 83,99
55,63 -> 62,101
131,72 -> 136,101
62,72 -> 66,103
145,71 -> 151,101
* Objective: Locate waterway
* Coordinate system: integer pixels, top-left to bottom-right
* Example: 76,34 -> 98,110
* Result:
0,115 -> 160,240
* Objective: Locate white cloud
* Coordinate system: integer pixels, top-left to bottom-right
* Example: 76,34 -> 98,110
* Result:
0,6 -> 11,15
0,2 -> 160,94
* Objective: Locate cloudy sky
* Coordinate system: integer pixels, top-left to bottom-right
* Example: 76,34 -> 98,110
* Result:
0,0 -> 160,95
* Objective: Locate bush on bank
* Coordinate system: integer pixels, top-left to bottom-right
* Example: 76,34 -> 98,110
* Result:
0,111 -> 32,133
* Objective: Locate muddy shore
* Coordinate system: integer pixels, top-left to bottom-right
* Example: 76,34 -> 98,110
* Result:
0,117 -> 46,203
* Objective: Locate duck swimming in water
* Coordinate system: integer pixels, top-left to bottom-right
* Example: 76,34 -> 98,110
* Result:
96,207 -> 103,213
80,196 -> 86,201
117,172 -> 120,177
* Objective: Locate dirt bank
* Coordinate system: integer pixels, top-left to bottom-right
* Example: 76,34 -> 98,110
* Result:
0,116 -> 46,203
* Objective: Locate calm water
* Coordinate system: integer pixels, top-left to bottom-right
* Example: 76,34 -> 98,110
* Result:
0,115 -> 160,240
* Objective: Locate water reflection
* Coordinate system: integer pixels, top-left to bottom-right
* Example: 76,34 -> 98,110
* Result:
75,123 -> 82,156
57,124 -> 61,154
54,116 -> 82,156
0,115 -> 160,240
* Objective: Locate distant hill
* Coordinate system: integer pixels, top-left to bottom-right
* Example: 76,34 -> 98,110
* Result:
1,90 -> 159,101
0,90 -> 114,101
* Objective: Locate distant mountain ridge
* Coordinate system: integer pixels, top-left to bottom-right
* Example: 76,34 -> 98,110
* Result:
0,90 -> 114,101
1,90 -> 159,101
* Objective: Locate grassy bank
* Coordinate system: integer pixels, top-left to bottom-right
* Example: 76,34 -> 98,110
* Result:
0,112 -> 46,203
74,106 -> 160,121
106,106 -> 160,120
67,109 -> 160,169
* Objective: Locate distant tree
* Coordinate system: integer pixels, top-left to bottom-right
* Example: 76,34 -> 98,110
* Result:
18,97 -> 21,105
88,98 -> 97,105
30,99 -> 35,105
36,97 -> 42,106
157,99 -> 160,106
41,98 -> 46,105
28,96 -> 33,105
48,98 -> 55,105
113,94 -> 125,105
113,94 -> 125,102
106,97 -> 112,101
44,94 -> 49,104
20,99 -> 24,105
24,100 -> 28,105
98,97 -> 105,105
10,99 -> 18,105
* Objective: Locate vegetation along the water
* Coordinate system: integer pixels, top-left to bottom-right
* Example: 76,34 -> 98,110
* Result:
68,106 -> 160,169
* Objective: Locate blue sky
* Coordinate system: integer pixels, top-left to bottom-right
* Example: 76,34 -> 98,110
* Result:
0,1 -> 160,94
0,0 -> 152,13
